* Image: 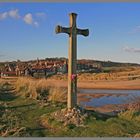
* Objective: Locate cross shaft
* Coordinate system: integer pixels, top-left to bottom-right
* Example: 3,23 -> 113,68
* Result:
55,13 -> 89,109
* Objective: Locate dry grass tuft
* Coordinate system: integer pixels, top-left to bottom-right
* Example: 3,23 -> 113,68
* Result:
15,77 -> 67,103
127,97 -> 140,112
48,87 -> 67,103
118,109 -> 140,122
15,77 -> 38,99
118,97 -> 140,122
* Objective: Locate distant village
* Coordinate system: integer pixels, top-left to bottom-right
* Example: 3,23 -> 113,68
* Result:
0,58 -> 102,78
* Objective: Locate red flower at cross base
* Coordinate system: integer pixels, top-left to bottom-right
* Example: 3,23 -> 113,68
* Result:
71,74 -> 77,81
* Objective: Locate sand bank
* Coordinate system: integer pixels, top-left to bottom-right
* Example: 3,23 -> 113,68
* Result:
46,79 -> 140,90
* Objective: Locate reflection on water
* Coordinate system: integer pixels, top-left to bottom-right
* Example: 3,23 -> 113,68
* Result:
79,89 -> 140,107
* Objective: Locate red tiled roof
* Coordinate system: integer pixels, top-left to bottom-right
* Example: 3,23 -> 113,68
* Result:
1,71 -> 16,75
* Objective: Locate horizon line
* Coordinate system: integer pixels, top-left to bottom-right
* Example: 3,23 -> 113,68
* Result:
0,57 -> 140,65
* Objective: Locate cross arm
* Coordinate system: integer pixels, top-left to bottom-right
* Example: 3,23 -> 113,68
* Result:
55,25 -> 70,35
77,28 -> 89,37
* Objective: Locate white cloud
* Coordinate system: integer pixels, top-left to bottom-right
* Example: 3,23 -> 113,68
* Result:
8,9 -> 20,19
123,45 -> 140,53
0,12 -> 8,20
0,9 -> 20,20
0,9 -> 42,27
23,13 -> 33,25
23,13 -> 39,27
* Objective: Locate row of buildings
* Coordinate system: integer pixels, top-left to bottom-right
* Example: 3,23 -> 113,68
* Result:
0,58 -> 102,78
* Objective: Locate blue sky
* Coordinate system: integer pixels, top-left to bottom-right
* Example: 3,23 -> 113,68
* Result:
0,3 -> 140,64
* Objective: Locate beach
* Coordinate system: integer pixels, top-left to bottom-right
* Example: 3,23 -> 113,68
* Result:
46,79 -> 140,90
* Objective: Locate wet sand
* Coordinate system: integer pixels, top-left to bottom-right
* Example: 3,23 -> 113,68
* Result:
77,93 -> 129,114
46,79 -> 139,114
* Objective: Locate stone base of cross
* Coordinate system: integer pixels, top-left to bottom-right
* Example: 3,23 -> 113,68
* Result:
55,13 -> 89,109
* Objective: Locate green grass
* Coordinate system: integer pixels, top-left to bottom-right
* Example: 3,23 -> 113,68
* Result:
0,81 -> 66,136
45,117 -> 140,137
0,95 -> 67,137
38,110 -> 140,137
1,81 -> 140,137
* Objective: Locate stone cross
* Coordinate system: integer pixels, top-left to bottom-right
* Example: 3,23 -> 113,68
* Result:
55,13 -> 89,109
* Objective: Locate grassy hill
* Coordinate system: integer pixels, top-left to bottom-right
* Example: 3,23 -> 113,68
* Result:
0,58 -> 140,70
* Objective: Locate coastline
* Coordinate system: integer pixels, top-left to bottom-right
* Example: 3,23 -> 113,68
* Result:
1,77 -> 139,115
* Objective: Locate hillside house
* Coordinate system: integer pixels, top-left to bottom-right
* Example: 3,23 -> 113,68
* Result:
1,64 -> 16,77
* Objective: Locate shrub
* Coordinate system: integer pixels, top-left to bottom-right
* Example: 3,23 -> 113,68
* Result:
118,110 -> 140,122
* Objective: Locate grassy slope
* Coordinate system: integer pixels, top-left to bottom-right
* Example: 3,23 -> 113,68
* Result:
0,95 -> 67,136
0,80 -> 140,137
0,80 -> 66,136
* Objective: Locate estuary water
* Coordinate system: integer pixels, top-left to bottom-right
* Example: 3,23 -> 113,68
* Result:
78,89 -> 140,107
